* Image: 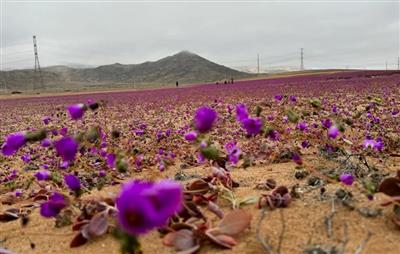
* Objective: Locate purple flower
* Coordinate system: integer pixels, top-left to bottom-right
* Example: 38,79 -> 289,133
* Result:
328,126 -> 339,139
156,131 -> 163,141
292,153 -> 302,165
301,140 -> 310,148
40,192 -> 67,218
41,138 -> 51,147
289,95 -> 297,102
1,132 -> 27,156
184,131 -> 198,141
297,122 -> 308,131
59,127 -> 68,136
227,104 -> 234,114
54,137 -> 78,161
194,107 -> 217,133
332,105 -> 337,113
99,170 -> 106,177
21,154 -> 31,163
364,137 -> 384,151
15,189 -> 23,197
134,129 -> 145,136
339,173 -> 354,186
225,141 -> 241,165
266,129 -> 280,141
225,141 -> 237,154
374,138 -> 384,151
274,94 -> 283,101
59,161 -> 69,169
64,174 -> 81,191
116,180 -> 182,235
66,103 -> 86,120
321,119 -> 332,129
241,118 -> 262,136
197,152 -> 205,164
229,148 -> 241,165
159,162 -> 165,172
35,170 -> 51,181
135,154 -> 144,170
107,153 -> 116,168
42,116 -> 51,125
236,104 -> 249,122
363,138 -> 376,149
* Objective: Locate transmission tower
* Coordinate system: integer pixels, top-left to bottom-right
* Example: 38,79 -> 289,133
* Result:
300,48 -> 304,71
257,54 -> 260,74
33,35 -> 44,90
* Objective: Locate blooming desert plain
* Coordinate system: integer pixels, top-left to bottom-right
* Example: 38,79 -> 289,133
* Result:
0,70 -> 399,254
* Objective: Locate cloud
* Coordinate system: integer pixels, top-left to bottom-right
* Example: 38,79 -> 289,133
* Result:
1,0 -> 398,70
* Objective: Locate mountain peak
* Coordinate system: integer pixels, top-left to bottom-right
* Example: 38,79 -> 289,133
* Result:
173,50 -> 197,57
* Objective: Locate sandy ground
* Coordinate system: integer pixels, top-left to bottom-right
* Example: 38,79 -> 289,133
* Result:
1,157 -> 399,254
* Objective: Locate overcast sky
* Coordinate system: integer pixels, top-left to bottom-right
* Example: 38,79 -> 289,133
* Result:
0,0 -> 399,71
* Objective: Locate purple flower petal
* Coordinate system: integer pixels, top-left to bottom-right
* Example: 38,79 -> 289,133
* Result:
64,174 -> 81,191
194,107 -> 217,133
54,137 -> 78,161
66,103 -> 86,120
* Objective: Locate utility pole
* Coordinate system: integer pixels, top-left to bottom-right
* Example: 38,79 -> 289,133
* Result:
300,48 -> 304,71
33,35 -> 44,90
257,54 -> 260,75
385,60 -> 388,71
397,56 -> 399,70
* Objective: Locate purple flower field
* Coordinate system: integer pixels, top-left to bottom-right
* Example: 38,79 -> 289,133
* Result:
0,70 -> 399,254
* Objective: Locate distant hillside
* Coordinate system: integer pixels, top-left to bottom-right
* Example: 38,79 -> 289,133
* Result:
0,51 -> 252,90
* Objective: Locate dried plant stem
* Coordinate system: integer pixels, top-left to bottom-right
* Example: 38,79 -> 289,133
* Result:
256,208 -> 275,254
339,222 -> 349,254
353,231 -> 372,254
324,196 -> 336,238
277,209 -> 286,254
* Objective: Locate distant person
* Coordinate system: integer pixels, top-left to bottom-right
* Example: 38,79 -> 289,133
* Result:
231,78 -> 234,84
224,80 -> 227,84
176,81 -> 179,87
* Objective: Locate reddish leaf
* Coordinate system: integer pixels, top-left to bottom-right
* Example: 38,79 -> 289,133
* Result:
378,178 -> 400,197
213,209 -> 252,236
170,229 -> 197,251
205,232 -> 237,249
162,232 -> 176,247
170,222 -> 195,231
0,210 -> 19,222
72,220 -> 89,231
208,201 -> 224,219
186,179 -> 209,194
87,212 -> 108,237
380,196 -> 400,206
69,232 -> 88,248
33,195 -> 49,202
